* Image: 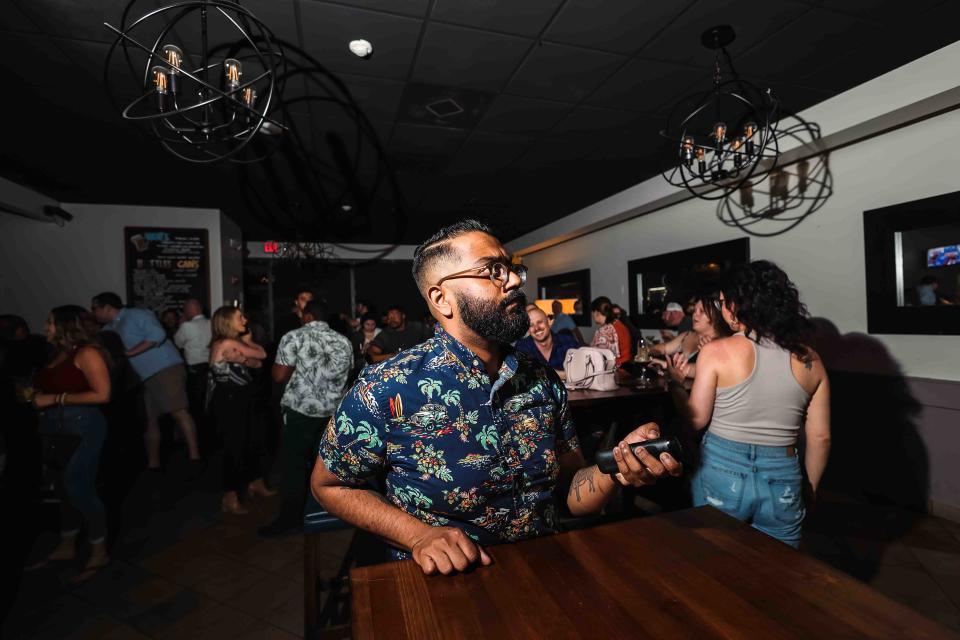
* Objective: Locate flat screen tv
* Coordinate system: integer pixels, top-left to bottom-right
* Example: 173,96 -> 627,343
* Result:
926,244 -> 959,268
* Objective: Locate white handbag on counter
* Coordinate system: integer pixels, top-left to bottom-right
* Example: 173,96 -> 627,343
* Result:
563,347 -> 618,391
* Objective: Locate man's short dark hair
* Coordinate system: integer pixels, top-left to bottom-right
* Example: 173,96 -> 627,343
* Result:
92,292 -> 124,309
920,275 -> 938,286
303,298 -> 328,320
386,304 -> 405,315
412,219 -> 494,290
295,287 -> 315,299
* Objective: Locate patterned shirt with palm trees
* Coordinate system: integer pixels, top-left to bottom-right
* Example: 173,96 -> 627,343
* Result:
319,325 -> 579,550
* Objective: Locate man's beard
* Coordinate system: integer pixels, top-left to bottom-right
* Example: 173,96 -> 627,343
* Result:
457,290 -> 529,344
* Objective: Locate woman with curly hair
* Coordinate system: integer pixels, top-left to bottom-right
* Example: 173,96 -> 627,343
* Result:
669,261 -> 830,547
31,305 -> 112,579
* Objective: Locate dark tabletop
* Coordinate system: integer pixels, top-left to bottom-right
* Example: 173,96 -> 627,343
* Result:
566,381 -> 667,408
350,506 -> 955,639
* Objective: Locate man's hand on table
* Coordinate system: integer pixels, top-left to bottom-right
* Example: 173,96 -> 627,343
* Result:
612,422 -> 683,487
410,526 -> 492,576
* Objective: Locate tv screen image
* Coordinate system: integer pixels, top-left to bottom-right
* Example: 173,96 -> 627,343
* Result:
927,244 -> 959,267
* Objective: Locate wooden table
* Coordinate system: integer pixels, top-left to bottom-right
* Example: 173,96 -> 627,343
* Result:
567,382 -> 666,408
350,507 -> 954,639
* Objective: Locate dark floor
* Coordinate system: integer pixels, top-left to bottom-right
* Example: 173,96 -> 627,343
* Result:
4,455 -> 960,638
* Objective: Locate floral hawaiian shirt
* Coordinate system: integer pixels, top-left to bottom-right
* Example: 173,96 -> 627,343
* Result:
319,325 -> 580,549
277,321 -> 354,417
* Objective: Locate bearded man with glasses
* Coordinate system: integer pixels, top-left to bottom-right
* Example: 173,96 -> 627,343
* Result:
311,220 -> 682,575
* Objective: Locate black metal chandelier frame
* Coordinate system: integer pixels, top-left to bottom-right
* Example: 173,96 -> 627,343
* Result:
104,0 -> 286,163
661,25 -> 781,201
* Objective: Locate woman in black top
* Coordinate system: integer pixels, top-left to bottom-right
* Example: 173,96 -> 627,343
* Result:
208,306 -> 272,514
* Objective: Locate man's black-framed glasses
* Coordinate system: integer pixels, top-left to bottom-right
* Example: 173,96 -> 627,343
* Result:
435,260 -> 528,288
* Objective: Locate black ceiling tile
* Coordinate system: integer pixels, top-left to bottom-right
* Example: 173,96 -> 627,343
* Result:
315,0 -> 430,18
54,38 -> 147,104
1,1 -> 41,33
412,23 -> 530,92
240,0 -> 300,46
431,0 -> 564,37
549,105 -> 648,137
160,1 -> 296,54
641,0 -> 810,66
0,33 -> 80,89
545,0 -> 692,54
797,3 -> 960,94
14,0 -> 132,43
816,0 -> 944,24
388,123 -> 469,159
338,73 -> 406,121
477,95 -> 572,134
509,135 -> 600,170
506,43 -> 626,102
298,2 -> 422,79
587,58 -> 706,112
736,8 -> 882,83
445,131 -> 534,176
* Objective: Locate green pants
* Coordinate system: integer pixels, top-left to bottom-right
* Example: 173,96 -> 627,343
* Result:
280,408 -> 327,519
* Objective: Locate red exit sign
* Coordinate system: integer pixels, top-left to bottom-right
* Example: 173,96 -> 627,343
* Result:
263,241 -> 279,254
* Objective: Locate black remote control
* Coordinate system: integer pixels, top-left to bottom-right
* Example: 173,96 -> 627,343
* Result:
595,437 -> 684,474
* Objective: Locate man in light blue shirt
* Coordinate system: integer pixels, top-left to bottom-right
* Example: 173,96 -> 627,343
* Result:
92,292 -> 201,470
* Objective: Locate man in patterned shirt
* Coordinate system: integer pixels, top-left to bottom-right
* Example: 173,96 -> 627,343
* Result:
260,298 -> 353,537
311,221 -> 682,574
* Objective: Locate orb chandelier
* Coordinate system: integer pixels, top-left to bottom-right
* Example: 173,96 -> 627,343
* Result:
661,25 -> 780,200
104,0 -> 285,163
270,240 -> 337,266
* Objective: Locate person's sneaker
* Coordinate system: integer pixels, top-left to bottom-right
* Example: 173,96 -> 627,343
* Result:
257,518 -> 301,538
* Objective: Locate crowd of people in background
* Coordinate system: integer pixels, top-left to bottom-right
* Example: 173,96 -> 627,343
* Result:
0,223 -> 830,579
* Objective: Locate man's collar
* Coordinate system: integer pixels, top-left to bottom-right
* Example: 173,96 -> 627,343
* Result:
304,320 -> 329,329
433,325 -> 518,378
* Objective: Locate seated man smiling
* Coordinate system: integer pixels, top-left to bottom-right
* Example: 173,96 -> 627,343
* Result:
311,220 -> 682,575
514,305 -> 579,378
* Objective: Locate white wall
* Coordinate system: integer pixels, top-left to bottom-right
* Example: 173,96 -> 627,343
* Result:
0,203 -> 230,333
512,41 -> 960,383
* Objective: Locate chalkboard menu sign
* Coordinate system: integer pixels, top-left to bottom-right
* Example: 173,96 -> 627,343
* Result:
124,227 -> 210,315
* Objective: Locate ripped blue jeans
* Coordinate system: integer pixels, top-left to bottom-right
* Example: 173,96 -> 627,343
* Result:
691,432 -> 805,548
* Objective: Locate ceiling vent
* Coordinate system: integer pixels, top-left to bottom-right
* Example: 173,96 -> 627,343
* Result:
425,98 -> 464,119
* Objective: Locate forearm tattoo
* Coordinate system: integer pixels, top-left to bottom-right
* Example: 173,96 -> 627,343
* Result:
570,467 -> 598,502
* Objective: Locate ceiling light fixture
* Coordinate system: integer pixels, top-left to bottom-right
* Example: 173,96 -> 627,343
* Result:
660,25 -> 780,200
104,0 -> 286,163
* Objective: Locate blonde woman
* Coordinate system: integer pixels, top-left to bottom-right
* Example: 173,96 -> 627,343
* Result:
208,306 -> 272,514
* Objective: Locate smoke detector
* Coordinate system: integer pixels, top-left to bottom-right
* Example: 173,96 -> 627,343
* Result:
349,39 -> 373,59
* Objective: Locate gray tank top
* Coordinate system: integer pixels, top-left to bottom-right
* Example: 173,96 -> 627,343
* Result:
708,338 -> 811,447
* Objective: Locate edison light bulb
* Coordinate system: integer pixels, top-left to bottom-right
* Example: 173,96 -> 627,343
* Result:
731,136 -> 745,168
161,44 -> 183,94
242,87 -> 256,107
744,122 -> 757,156
695,147 -> 707,176
152,66 -> 169,111
712,122 -> 727,143
681,136 -> 695,166
224,58 -> 242,90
